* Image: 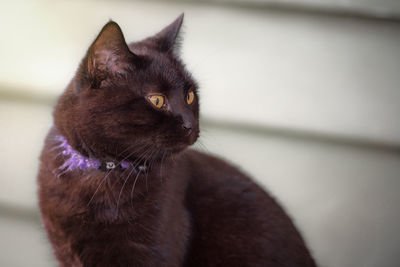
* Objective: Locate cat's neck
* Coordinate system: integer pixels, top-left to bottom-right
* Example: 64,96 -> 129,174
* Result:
52,132 -> 150,175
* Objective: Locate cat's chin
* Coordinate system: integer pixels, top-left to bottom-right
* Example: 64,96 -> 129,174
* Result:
165,144 -> 189,155
165,139 -> 198,154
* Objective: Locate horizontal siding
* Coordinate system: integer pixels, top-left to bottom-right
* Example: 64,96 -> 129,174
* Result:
192,0 -> 400,18
1,0 -> 400,145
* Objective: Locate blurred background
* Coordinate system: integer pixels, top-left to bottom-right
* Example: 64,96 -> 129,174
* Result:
1,0 -> 400,266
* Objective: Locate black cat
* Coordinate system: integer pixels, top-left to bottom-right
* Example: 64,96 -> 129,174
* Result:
37,14 -> 316,266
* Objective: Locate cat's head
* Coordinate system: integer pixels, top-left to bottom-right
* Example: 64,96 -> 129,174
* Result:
54,14 -> 199,161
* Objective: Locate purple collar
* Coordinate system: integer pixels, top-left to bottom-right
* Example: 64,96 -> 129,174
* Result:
54,135 -> 144,173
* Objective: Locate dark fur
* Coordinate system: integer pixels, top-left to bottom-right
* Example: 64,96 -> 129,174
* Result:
38,14 -> 316,267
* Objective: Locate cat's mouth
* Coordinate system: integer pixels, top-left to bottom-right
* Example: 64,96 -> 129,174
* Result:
162,131 -> 199,154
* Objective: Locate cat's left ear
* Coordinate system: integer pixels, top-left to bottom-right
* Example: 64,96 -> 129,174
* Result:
151,13 -> 184,54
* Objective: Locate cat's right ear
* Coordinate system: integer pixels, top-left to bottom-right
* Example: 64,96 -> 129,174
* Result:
76,21 -> 138,90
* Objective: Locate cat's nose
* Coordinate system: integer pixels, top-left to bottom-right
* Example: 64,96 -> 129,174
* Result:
181,121 -> 192,135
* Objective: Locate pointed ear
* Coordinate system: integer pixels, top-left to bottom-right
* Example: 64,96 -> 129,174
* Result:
152,13 -> 184,54
78,21 -> 137,89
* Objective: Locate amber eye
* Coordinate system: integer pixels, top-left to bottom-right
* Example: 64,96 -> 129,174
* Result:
186,91 -> 195,105
148,95 -> 165,108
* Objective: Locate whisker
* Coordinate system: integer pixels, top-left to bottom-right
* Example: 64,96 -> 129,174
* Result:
116,165 -> 137,213
115,143 -> 138,159
87,169 -> 113,206
159,151 -> 166,185
130,145 -> 153,168
118,143 -> 151,168
144,149 -> 157,193
129,147 -> 155,206
196,140 -> 210,153
115,144 -> 147,165
130,169 -> 142,207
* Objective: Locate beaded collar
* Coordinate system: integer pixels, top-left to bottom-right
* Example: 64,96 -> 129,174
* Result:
54,135 -> 146,173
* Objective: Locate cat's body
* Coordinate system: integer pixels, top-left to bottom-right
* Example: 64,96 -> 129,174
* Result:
38,14 -> 316,267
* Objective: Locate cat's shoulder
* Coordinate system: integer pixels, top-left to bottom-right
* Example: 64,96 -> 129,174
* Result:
183,149 -> 250,179
182,149 -> 266,201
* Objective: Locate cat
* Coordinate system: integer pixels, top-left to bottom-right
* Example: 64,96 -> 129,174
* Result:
37,13 -> 316,267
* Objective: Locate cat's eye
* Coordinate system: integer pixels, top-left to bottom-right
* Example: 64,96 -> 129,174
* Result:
148,95 -> 165,109
186,91 -> 195,105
